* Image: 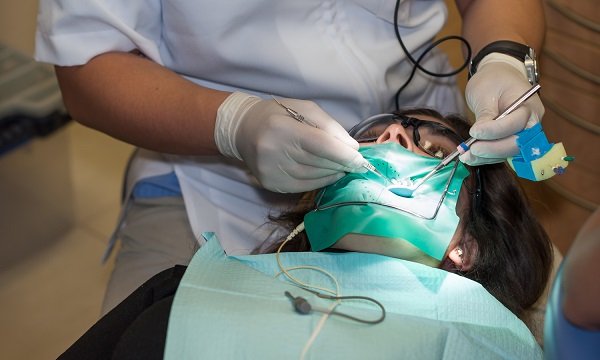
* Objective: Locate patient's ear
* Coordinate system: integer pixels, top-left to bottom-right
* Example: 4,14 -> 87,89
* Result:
449,236 -> 478,271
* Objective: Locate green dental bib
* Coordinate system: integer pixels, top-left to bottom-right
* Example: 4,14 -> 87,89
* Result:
304,142 -> 469,266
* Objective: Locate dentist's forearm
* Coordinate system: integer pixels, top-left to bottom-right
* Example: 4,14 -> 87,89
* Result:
55,51 -> 229,155
456,0 -> 545,55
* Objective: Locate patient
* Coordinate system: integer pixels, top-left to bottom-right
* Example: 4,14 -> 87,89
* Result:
257,108 -> 554,317
58,108 -> 553,359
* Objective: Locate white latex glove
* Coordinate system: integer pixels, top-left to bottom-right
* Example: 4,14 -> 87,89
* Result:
462,53 -> 545,165
214,92 -> 368,193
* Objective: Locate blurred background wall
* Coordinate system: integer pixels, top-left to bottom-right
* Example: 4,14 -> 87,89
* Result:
0,1 -> 39,55
521,0 -> 599,254
0,0 -> 75,269
0,1 -> 130,359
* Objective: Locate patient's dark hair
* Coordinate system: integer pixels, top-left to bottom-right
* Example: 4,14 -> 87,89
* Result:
256,108 -> 553,317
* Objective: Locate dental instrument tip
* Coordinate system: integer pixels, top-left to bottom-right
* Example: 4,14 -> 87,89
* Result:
363,162 -> 390,183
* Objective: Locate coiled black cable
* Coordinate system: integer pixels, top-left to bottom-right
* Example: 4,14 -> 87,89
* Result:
393,0 -> 472,109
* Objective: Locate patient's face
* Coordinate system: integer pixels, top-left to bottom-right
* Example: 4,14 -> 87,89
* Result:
333,114 -> 471,270
356,114 -> 460,158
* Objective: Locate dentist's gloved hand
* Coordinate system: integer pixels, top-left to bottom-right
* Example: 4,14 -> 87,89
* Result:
214,92 -> 367,193
462,53 -> 544,165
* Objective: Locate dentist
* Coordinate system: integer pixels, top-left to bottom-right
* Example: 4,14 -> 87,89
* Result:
35,0 -> 546,311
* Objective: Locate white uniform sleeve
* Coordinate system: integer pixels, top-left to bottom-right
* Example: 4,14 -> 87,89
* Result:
35,0 -> 163,66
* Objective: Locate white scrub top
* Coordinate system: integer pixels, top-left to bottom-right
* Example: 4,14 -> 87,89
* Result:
35,0 -> 464,254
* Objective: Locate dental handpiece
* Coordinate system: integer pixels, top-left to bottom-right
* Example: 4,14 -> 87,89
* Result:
271,96 -> 387,180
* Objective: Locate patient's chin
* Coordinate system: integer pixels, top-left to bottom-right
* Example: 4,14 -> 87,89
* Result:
332,233 -> 442,268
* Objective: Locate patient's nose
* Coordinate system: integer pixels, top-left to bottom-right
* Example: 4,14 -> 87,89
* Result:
376,124 -> 415,151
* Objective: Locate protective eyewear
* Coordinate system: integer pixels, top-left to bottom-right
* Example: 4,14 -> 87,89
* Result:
348,113 -> 465,159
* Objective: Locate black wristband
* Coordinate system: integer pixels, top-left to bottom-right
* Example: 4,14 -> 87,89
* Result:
469,40 -> 538,84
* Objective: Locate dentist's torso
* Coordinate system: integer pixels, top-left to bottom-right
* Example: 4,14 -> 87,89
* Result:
37,0 -> 462,253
